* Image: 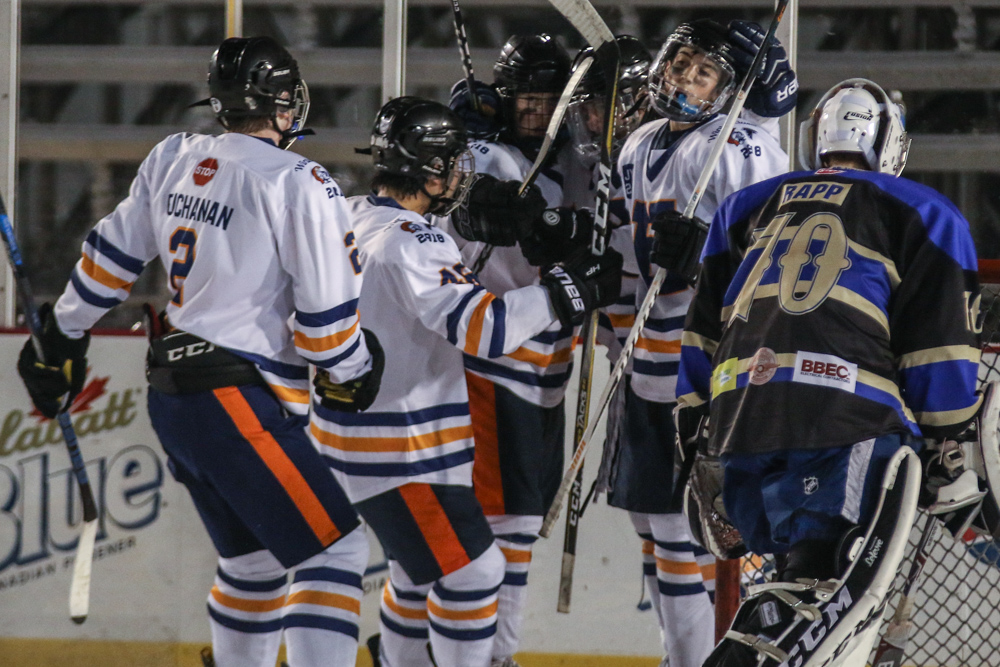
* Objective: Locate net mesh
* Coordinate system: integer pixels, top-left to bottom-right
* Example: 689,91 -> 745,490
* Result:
733,261 -> 1000,667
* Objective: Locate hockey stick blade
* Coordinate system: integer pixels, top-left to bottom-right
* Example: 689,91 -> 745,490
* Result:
542,0 -> 789,538
547,0 -> 614,50
0,198 -> 99,623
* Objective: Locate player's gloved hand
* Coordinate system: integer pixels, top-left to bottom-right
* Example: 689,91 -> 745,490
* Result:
449,79 -> 503,139
728,20 -> 798,118
313,329 -> 385,412
650,209 -> 709,287
520,207 -> 595,266
16,302 -> 90,419
541,247 -> 623,328
670,402 -> 711,511
452,174 -> 545,246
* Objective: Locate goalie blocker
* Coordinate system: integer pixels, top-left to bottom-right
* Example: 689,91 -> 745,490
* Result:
705,446 -> 920,667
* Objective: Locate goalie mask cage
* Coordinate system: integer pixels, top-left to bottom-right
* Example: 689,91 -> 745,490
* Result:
716,259 -> 1000,667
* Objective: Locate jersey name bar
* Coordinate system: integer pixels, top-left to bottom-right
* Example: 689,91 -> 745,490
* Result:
166,193 -> 234,230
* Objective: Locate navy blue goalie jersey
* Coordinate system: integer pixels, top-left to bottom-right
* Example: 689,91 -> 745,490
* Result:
677,168 -> 982,456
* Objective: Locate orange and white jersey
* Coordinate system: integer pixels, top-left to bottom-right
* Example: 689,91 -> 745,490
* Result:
439,140 -> 589,408
612,115 -> 787,402
53,131 -> 370,414
312,195 -> 558,503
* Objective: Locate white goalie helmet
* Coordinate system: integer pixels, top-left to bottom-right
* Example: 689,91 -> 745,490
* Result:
798,78 -> 910,176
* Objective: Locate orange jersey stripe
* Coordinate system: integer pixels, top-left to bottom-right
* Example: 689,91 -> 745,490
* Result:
211,587 -> 285,613
507,345 -> 573,367
464,293 -> 496,355
427,597 -> 498,622
294,318 -> 359,353
269,384 -> 310,405
607,313 -> 635,328
399,484 -> 471,576
310,422 -> 473,453
642,540 -> 655,555
636,337 -> 682,354
214,387 -> 341,546
700,562 -> 717,580
81,253 -> 134,293
500,547 -> 531,564
655,557 -> 702,576
285,590 -> 361,615
382,585 -> 429,621
468,373 -> 504,515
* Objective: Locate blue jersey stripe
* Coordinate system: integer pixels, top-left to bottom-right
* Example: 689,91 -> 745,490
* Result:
291,567 -> 363,589
216,568 -> 287,592
463,356 -> 572,388
430,620 -> 497,641
488,299 -> 507,359
85,229 -> 146,274
282,614 -> 360,638
312,337 -> 362,369
447,286 -> 485,346
657,581 -> 707,597
295,299 -> 359,328
315,402 -> 469,427
898,360 -> 981,412
208,606 -> 283,634
633,359 -> 680,377
433,582 -> 502,602
644,314 -> 687,333
70,270 -> 124,309
324,447 -> 475,477
380,612 -> 429,639
229,349 -> 310,380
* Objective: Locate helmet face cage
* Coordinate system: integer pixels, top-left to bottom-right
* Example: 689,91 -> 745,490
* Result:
648,29 -> 736,123
431,149 -> 476,216
798,78 -> 910,176
493,35 -> 571,140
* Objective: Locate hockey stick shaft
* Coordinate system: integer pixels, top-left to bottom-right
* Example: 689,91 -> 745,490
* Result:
541,0 -> 789,538
0,198 -> 98,623
449,0 -> 480,114
870,512 -> 937,667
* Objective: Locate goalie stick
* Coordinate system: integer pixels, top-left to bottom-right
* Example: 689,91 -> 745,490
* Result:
0,195 -> 98,624
870,512 -> 938,667
541,0 -> 791,539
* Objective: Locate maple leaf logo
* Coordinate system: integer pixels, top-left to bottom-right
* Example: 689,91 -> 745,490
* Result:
29,369 -> 110,422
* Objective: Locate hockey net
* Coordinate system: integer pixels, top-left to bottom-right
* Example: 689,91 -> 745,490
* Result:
720,259 -> 1000,667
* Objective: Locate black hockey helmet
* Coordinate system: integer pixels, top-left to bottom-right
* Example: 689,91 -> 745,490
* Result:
493,34 -> 571,144
369,96 -> 476,215
568,35 -> 652,163
648,19 -> 738,123
195,36 -> 311,148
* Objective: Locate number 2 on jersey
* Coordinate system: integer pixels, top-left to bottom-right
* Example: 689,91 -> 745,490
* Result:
169,227 -> 197,306
730,211 -> 851,323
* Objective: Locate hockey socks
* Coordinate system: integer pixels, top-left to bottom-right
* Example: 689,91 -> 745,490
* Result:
492,533 -> 537,661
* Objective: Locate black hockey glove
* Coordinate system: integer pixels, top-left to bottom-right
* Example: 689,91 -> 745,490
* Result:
452,174 -> 545,246
449,79 -> 503,139
520,207 -> 595,267
313,329 -> 385,412
540,248 -> 624,328
671,402 -> 711,511
16,302 -> 90,419
650,209 -> 709,287
728,20 -> 798,118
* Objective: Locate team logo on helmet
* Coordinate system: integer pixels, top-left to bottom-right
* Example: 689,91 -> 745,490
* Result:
193,158 -> 219,186
209,98 -> 223,114
748,347 -> 779,385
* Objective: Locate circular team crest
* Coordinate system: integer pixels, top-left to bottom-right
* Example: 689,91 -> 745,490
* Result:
748,347 -> 779,385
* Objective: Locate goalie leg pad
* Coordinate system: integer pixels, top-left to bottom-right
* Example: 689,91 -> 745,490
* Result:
969,381 -> 1000,537
704,446 -> 920,667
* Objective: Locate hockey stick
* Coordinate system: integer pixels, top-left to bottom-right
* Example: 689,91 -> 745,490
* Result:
548,0 -> 621,614
0,196 -> 98,624
870,512 -> 937,667
449,0 -> 480,114
541,0 -> 790,538
469,56 -> 594,274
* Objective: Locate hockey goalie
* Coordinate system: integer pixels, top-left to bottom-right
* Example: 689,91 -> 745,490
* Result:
670,78 -> 994,667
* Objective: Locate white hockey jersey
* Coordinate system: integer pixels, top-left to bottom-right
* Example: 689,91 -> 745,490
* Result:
312,195 -> 558,502
612,114 -> 787,403
53,132 -> 370,414
441,139 -> 591,408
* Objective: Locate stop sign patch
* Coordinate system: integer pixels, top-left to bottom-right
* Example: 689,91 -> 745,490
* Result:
193,158 -> 218,186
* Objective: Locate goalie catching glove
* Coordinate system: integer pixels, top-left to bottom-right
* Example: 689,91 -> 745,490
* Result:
540,248 -> 624,328
451,174 -> 545,247
313,328 -> 385,412
649,210 -> 709,287
17,303 -> 90,419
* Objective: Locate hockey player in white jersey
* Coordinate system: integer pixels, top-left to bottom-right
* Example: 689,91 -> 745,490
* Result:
318,97 -> 622,667
597,19 -> 795,667
17,37 -> 380,667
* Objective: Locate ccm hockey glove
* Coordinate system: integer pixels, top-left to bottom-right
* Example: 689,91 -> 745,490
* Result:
313,329 -> 385,412
520,207 -> 595,266
449,79 -> 504,139
650,209 -> 709,286
728,20 -> 798,118
452,174 -> 545,246
540,247 -> 623,328
17,302 -> 90,419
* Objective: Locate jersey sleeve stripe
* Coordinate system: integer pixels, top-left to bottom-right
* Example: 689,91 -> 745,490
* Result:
311,422 -> 474,454
214,386 -> 342,545
295,300 -> 360,328
897,345 -> 981,369
314,402 -> 469,427
447,286 -> 485,345
69,270 -> 124,308
80,253 -> 135,292
507,346 -> 573,368
487,299 -> 506,359
311,337 -> 363,370
464,356 -> 572,388
464,293 -> 496,355
229,349 -> 310,380
85,230 -> 146,274
294,319 -> 360,353
913,401 -> 982,428
269,384 -> 311,405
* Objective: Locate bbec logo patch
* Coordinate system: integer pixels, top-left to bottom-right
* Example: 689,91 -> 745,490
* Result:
193,158 -> 218,186
793,351 -> 858,393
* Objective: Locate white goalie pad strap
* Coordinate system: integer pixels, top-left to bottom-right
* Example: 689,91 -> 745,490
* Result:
974,381 -> 1000,524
